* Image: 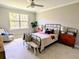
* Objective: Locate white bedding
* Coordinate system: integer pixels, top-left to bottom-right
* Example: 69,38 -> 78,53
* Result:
32,32 -> 58,52
32,33 -> 52,39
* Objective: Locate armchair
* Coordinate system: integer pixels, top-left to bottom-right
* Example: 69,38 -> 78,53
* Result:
0,28 -> 14,41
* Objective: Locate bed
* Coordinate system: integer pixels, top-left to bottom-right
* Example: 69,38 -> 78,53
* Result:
31,24 -> 61,52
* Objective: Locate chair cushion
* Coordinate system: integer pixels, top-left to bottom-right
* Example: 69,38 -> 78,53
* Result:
27,42 -> 38,48
0,29 -> 5,34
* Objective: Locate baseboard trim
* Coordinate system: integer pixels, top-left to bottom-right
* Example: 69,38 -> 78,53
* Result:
75,45 -> 79,48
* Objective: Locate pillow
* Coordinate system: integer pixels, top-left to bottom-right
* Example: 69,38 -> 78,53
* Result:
1,33 -> 6,35
45,28 -> 50,34
50,29 -> 54,34
1,32 -> 9,35
35,26 -> 43,32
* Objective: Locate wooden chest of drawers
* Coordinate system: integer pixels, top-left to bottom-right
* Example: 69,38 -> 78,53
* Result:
0,37 -> 6,59
59,33 -> 75,47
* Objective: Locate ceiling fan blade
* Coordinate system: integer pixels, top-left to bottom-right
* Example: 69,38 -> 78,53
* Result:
26,4 -> 31,8
34,4 -> 44,7
26,0 -> 44,8
27,0 -> 34,2
26,4 -> 34,8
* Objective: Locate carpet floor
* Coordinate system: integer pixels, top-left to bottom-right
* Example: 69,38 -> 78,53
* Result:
4,38 -> 79,59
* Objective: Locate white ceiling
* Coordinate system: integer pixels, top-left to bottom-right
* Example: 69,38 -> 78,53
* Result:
0,0 -> 79,13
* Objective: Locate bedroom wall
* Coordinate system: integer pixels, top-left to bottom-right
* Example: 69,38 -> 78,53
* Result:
37,2 -> 79,29
37,2 -> 79,46
0,7 -> 36,38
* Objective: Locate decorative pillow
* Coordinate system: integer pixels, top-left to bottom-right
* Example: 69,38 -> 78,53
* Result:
45,28 -> 50,34
35,26 -> 43,32
50,29 -> 54,34
1,32 -> 9,35
1,33 -> 6,35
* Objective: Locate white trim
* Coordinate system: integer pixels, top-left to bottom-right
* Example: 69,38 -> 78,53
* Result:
38,0 -> 79,13
0,0 -> 79,13
0,4 -> 36,13
75,45 -> 79,48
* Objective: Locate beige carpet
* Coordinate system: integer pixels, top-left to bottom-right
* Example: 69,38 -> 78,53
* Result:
4,38 -> 79,59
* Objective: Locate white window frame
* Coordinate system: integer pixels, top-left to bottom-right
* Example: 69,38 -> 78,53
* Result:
9,12 -> 29,30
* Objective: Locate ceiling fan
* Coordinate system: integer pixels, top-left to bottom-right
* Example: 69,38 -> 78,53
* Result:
27,0 -> 44,8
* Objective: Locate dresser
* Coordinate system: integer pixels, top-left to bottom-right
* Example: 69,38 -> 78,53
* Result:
59,33 -> 75,47
59,27 -> 78,47
0,37 -> 6,59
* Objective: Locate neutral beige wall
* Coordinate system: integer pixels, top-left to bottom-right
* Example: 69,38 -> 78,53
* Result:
37,3 -> 79,29
37,3 -> 79,46
0,7 -> 36,38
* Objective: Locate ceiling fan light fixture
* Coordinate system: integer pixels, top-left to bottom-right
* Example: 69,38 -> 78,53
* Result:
26,0 -> 44,8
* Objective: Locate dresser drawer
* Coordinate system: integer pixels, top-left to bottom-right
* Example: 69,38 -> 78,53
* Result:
0,37 -> 5,59
59,33 -> 75,47
0,37 -> 4,52
0,42 -> 4,52
0,51 -> 6,59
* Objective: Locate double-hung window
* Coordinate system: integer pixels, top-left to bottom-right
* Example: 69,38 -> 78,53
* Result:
9,12 -> 28,30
